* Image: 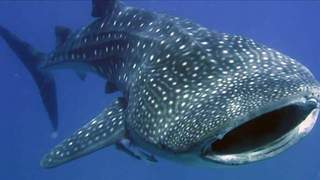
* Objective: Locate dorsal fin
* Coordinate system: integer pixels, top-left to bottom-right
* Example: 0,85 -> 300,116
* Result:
55,26 -> 71,47
105,82 -> 118,94
91,0 -> 118,18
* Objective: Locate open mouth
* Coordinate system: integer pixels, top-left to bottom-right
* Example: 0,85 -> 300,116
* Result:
203,99 -> 319,165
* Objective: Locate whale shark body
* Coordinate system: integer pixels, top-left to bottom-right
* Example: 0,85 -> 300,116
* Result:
1,0 -> 319,168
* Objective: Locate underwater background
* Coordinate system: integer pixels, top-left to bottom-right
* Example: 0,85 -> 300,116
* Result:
0,1 -> 320,179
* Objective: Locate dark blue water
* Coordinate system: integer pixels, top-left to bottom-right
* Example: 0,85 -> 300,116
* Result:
1,1 -> 320,179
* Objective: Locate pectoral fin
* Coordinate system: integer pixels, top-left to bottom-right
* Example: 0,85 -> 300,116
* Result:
40,99 -> 126,168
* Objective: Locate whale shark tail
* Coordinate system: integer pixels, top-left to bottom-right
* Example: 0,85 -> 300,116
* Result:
0,25 -> 58,131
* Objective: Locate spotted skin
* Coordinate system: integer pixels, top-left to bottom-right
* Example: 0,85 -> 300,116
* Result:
3,1 -> 320,168
41,100 -> 126,168
47,0 -> 319,161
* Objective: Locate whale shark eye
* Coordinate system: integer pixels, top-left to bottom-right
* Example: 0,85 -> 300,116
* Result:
204,100 -> 319,164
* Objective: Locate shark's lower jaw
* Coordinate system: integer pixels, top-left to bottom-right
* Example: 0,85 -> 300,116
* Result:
203,99 -> 319,165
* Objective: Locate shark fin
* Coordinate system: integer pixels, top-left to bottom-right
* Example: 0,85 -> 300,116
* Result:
55,26 -> 71,48
40,99 -> 126,168
91,0 -> 119,18
0,25 -> 58,131
105,82 -> 118,94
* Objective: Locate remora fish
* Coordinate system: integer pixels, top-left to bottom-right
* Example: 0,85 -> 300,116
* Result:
1,0 -> 319,168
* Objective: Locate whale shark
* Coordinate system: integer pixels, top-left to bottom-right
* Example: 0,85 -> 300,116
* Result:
1,0 -> 319,168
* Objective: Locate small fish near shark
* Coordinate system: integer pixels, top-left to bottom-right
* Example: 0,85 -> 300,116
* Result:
1,0 -> 320,168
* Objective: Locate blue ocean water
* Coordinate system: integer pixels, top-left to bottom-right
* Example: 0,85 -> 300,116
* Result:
0,1 -> 320,179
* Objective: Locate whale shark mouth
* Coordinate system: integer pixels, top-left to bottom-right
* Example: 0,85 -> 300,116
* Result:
204,99 -> 319,165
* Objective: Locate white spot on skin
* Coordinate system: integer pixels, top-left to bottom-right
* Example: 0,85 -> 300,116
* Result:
222,50 -> 229,54
179,45 -> 186,50
100,22 -> 105,28
150,55 -> 154,61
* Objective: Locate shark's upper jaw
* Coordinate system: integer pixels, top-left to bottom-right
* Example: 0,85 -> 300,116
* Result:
201,97 -> 319,165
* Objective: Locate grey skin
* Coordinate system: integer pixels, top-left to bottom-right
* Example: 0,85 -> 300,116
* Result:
1,0 -> 319,168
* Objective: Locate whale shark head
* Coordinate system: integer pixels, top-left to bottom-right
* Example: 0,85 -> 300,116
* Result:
146,57 -> 320,165
128,33 -> 320,166
194,43 -> 320,165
